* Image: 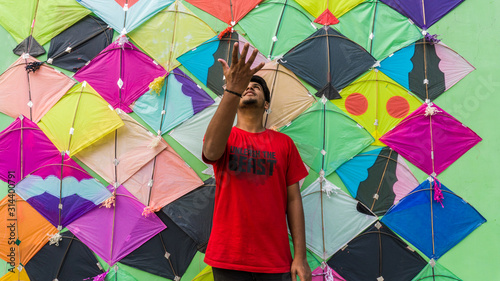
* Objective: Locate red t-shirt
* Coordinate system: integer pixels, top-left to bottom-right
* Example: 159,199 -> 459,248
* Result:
203,127 -> 308,273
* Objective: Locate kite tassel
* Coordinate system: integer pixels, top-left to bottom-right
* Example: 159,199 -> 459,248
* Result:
432,177 -> 445,208
117,34 -> 129,47
142,206 -> 160,217
25,61 -> 43,73
312,266 -> 334,281
425,33 -> 441,44
218,26 -> 233,39
424,104 -> 441,116
101,191 -> 116,208
148,135 -> 163,148
85,268 -> 110,281
321,183 -> 338,198
149,75 -> 167,95
48,232 -> 63,246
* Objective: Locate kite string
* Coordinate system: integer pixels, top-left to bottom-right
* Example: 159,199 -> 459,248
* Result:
268,0 -> 288,59
369,0 -> 380,55
429,180 -> 436,256
159,232 -> 178,277
166,1 -> 180,71
421,0 -> 426,27
320,101 -> 326,261
67,85 -> 85,154
110,195 -> 117,261
54,234 -> 74,278
27,0 -> 41,54
423,36 -> 429,101
371,149 -> 392,211
263,63 -> 280,128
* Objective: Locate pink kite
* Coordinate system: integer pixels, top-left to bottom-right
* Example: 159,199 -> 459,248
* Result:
312,264 -> 346,281
0,55 -> 74,122
73,39 -> 167,113
380,102 -> 482,176
67,185 -> 166,266
0,116 -> 61,184
123,146 -> 203,211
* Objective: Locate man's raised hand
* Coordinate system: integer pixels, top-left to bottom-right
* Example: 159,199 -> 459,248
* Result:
218,42 -> 265,95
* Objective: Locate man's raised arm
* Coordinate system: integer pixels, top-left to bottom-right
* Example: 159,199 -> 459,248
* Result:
202,42 -> 264,161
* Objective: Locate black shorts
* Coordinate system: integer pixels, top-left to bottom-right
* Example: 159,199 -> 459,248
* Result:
212,267 -> 292,281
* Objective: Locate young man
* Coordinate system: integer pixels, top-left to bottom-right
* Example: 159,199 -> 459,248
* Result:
202,42 -> 312,281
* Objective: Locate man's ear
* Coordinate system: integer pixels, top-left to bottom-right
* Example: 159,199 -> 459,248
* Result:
264,101 -> 270,110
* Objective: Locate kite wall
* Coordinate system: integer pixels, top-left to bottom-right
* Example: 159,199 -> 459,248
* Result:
0,0 -> 498,280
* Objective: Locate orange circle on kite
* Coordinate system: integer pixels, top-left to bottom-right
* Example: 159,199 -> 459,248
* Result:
386,96 -> 410,118
345,93 -> 368,116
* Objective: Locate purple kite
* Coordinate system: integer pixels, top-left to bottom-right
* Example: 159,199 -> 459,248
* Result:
73,38 -> 167,113
380,102 -> 482,176
15,153 -> 111,229
381,0 -> 464,29
67,185 -> 166,266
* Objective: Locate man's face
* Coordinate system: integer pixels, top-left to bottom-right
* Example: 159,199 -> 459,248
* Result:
240,82 -> 267,109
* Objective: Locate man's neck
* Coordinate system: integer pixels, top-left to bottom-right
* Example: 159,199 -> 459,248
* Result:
236,108 -> 266,133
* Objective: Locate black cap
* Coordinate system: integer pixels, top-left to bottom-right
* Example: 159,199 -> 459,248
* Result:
251,75 -> 270,103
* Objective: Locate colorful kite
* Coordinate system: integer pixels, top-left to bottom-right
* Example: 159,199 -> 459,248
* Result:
311,263 -> 345,281
67,185 -> 166,266
47,15 -> 114,72
412,260 -> 462,281
123,147 -> 203,211
280,26 -> 377,99
178,32 -> 268,96
382,178 -> 486,260
238,0 -> 318,60
185,0 -> 262,25
295,0 -> 363,20
301,177 -> 377,260
0,55 -> 74,123
331,69 -> 422,144
129,0 -> 217,72
74,40 -> 167,113
280,98 -> 374,176
0,117 -> 61,184
76,110 -> 167,186
24,231 -> 103,281
132,68 -> 214,135
334,0 -> 423,60
162,178 -> 215,252
337,147 -> 419,216
120,211 -> 198,280
378,39 -> 475,102
327,221 -> 427,281
76,0 -> 173,34
15,154 -> 111,229
0,195 -> 58,270
0,0 -> 90,55
381,0 -> 464,29
192,266 -> 213,281
168,98 -> 234,175
0,267 -> 30,281
38,82 -> 125,157
380,102 -> 482,176
255,60 -> 316,130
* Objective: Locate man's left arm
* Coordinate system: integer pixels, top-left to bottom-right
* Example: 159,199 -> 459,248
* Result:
287,182 -> 312,281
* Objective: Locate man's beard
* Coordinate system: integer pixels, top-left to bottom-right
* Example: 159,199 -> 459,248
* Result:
242,98 -> 258,106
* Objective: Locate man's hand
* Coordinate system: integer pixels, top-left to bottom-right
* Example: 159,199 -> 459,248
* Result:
291,257 -> 312,281
219,42 -> 265,95
202,42 -> 264,162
